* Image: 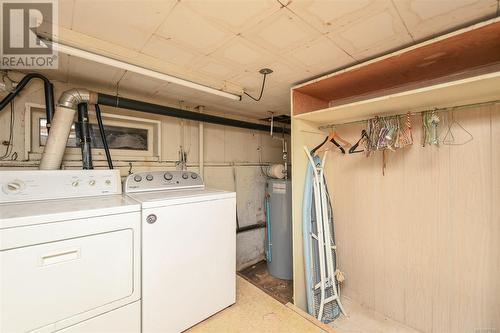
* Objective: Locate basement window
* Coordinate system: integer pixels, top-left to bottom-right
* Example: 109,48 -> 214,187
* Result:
39,119 -> 149,151
25,104 -> 162,162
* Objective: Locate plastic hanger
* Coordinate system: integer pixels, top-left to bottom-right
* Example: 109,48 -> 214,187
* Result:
349,130 -> 369,154
311,129 -> 350,155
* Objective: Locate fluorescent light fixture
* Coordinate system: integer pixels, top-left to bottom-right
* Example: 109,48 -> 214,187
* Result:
44,39 -> 242,101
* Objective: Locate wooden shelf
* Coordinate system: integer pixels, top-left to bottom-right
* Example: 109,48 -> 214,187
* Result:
292,17 -> 500,118
294,69 -> 500,125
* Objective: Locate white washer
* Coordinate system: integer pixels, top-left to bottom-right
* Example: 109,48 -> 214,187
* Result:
124,170 -> 236,333
0,170 -> 141,333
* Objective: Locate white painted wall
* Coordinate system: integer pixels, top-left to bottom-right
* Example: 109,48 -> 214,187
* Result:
0,73 -> 290,270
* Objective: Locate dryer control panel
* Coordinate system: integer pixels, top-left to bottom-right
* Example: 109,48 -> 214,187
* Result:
0,170 -> 121,203
124,171 -> 204,193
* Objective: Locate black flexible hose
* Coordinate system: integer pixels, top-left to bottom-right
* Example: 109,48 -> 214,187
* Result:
95,104 -> 113,169
0,73 -> 55,127
77,103 -> 93,170
244,73 -> 268,102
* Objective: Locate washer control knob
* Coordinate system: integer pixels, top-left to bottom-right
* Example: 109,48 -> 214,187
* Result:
89,180 -> 96,186
71,181 -> 79,187
182,173 -> 189,180
5,181 -> 24,193
146,174 -> 154,181
191,173 -> 198,179
134,175 -> 142,182
146,214 -> 157,224
164,172 -> 173,181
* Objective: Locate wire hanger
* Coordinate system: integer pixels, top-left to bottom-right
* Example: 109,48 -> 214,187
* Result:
441,111 -> 473,145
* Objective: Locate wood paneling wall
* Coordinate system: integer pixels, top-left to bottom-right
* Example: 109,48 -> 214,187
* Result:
325,105 -> 500,333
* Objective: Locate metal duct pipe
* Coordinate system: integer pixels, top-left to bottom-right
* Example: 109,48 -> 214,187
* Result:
59,88 -> 97,108
97,93 -> 290,134
39,106 -> 76,170
40,89 -> 97,170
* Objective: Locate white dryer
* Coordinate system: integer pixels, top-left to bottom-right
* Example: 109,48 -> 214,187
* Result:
124,170 -> 236,333
0,170 -> 141,333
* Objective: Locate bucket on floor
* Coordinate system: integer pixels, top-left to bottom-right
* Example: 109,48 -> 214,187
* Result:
265,178 -> 292,280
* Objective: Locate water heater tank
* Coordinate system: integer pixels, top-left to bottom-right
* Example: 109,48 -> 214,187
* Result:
266,178 -> 292,280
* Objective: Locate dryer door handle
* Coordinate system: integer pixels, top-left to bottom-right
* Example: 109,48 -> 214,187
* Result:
40,248 -> 80,266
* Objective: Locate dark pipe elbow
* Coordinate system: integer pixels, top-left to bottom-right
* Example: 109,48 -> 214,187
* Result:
0,73 -> 55,126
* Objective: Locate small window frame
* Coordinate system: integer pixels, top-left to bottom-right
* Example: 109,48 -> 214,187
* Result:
24,103 -> 162,162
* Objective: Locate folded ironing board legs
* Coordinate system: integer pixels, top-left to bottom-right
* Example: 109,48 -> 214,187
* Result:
302,146 -> 347,323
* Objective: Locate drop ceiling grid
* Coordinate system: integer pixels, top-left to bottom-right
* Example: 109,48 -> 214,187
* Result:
29,1 -> 500,119
143,1 -> 283,88
392,0 -> 499,41
140,1 -> 325,95
70,0 -> 177,51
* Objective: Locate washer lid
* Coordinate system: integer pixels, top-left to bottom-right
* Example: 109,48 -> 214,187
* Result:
126,188 -> 235,209
0,195 -> 140,229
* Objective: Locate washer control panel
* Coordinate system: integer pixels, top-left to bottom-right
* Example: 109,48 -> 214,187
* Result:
124,171 -> 204,193
0,170 -> 121,203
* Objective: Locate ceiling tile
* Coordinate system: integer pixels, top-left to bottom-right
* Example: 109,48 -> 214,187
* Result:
47,0 -> 499,121
195,60 -> 235,79
328,6 -> 413,60
59,0 -> 74,29
67,56 -> 125,90
260,60 -> 305,84
30,53 -> 70,83
116,72 -> 167,97
258,15 -> 308,49
156,3 -> 232,53
286,0 -> 374,33
141,35 -> 200,68
244,9 -> 320,53
393,0 -> 498,40
287,36 -> 354,75
183,0 -> 279,32
217,38 -> 265,66
232,73 -> 269,95
154,83 -> 198,103
71,0 -> 175,51
341,11 -> 402,49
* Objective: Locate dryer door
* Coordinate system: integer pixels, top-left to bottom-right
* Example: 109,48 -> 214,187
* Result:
1,229 -> 134,333
142,196 -> 236,333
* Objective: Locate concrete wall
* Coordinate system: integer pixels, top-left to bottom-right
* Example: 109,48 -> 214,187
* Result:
0,73 -> 289,270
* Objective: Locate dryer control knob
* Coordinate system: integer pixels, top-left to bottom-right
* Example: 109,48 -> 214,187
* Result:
3,180 -> 24,194
164,172 -> 173,181
182,173 -> 189,180
191,173 -> 198,179
134,175 -> 142,182
146,214 -> 157,224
